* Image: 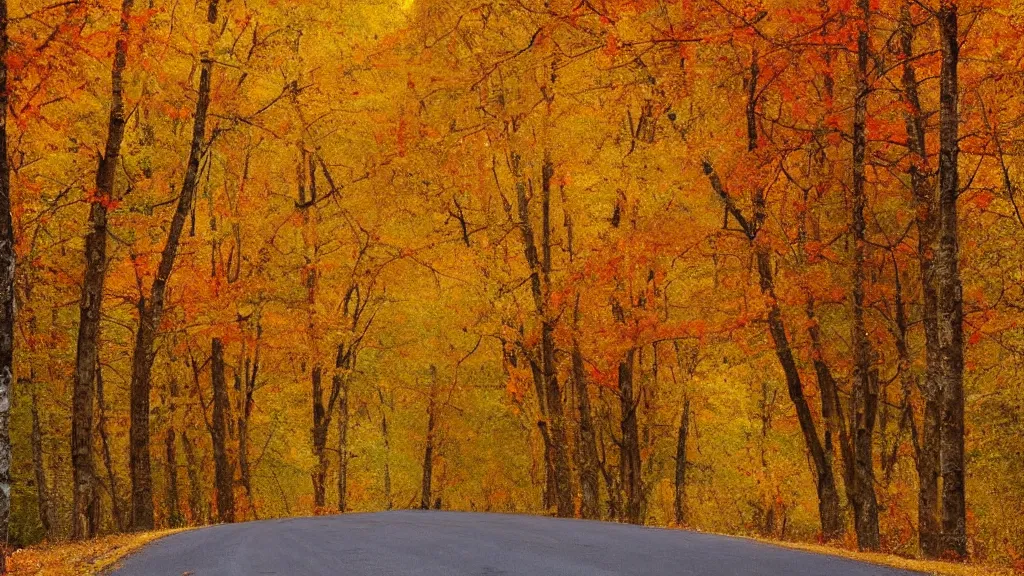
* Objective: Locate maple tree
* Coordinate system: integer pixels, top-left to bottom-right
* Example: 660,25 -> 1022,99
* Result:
0,0 -> 1022,571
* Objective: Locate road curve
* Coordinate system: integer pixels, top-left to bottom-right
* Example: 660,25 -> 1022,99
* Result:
109,510 -> 921,576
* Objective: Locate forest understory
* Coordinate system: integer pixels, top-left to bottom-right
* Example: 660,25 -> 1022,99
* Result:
0,0 -> 1022,573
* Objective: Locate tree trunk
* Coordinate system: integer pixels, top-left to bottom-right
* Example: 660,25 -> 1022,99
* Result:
618,348 -> 643,524
597,423 -> 621,521
96,361 -> 125,532
376,386 -> 393,510
526,350 -> 554,510
310,366 -> 327,509
886,254 -> 917,484
706,160 -> 843,539
336,369 -> 349,514
565,190 -> 600,520
850,2 -> 881,549
420,366 -> 438,511
511,148 -> 573,517
71,0 -> 134,540
211,338 -> 235,523
897,7 -> 943,556
180,430 -> 205,525
760,250 -> 844,540
164,374 -> 182,528
31,391 -> 56,540
674,396 -> 690,526
164,428 -> 183,528
129,0 -> 218,531
0,0 -> 10,564
936,3 -> 967,558
571,324 -> 601,520
701,53 -> 842,540
806,301 -> 854,505
237,348 -> 258,519
540,154 -> 573,517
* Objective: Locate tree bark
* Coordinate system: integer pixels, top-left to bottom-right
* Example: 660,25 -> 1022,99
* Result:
336,367 -> 349,514
237,341 -> 258,520
571,319 -> 600,520
164,428 -> 183,528
164,376 -> 183,528
564,187 -> 600,520
31,391 -> 56,540
758,249 -> 843,540
674,396 -> 690,526
420,366 -> 438,511
525,348 -> 554,510
128,0 -> 218,531
539,153 -> 573,517
211,338 -> 235,523
0,0 -> 10,564
511,148 -> 573,518
71,0 -> 134,540
237,387 -> 255,519
806,301 -> 854,506
936,3 -> 967,558
97,360 -> 125,531
180,430 -> 206,525
310,366 -> 327,509
618,346 -> 643,524
311,334 -> 363,513
897,7 -> 942,556
376,386 -> 393,510
850,2 -> 881,549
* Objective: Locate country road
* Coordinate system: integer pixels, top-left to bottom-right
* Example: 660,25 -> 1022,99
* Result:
108,511 -> 922,575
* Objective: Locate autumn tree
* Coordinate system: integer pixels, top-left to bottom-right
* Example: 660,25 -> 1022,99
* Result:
70,0 -> 133,540
128,0 -> 220,531
0,0 -> 13,567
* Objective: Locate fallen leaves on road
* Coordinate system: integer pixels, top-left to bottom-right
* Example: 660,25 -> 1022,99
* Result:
764,539 -> 1022,576
7,529 -> 183,575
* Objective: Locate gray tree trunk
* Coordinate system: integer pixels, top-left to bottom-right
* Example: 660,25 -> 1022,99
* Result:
0,1 -> 10,564
897,7 -> 942,556
936,4 -> 967,558
31,391 -> 56,540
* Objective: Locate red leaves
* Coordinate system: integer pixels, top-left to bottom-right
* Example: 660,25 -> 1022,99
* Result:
603,33 -> 620,57
969,190 -> 995,211
83,189 -> 120,211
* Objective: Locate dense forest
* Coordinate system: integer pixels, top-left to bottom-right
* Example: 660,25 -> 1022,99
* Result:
0,0 -> 1022,569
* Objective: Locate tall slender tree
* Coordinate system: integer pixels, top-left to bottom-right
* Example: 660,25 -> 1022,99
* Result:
71,0 -> 134,539
0,0 -> 14,565
129,0 -> 219,530
936,0 -> 967,557
849,0 -> 881,549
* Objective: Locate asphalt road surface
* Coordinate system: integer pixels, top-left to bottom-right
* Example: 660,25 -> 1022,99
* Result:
109,511 -> 922,576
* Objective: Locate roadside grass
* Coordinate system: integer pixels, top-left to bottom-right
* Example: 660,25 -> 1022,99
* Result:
6,529 -> 183,576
